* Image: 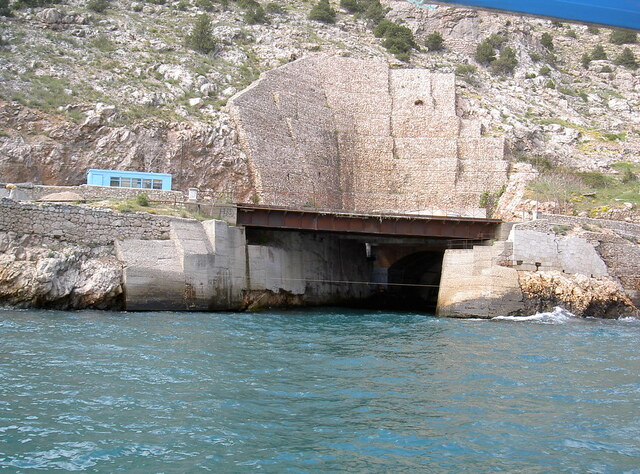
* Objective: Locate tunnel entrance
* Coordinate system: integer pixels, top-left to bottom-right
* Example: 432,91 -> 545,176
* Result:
384,251 -> 444,312
364,249 -> 445,313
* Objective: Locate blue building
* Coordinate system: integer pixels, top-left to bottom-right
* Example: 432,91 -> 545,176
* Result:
86,169 -> 172,191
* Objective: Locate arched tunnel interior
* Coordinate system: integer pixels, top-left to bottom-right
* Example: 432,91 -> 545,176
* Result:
365,249 -> 445,313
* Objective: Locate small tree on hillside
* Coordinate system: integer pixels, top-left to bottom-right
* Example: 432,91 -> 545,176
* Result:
491,46 -> 517,75
609,29 -> 637,45
425,31 -> 444,51
309,0 -> 336,23
590,44 -> 607,60
186,14 -> 216,54
475,38 -> 496,64
363,0 -> 385,24
540,32 -> 554,50
614,47 -> 638,70
240,0 -> 267,24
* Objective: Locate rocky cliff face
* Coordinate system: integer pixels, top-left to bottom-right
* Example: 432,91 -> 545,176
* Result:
0,101 -> 251,199
519,271 -> 637,318
1,0 -> 638,211
0,232 -> 123,309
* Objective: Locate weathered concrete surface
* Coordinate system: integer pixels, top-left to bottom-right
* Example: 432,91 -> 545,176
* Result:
228,56 -> 508,215
511,228 -> 608,276
115,239 -> 184,311
437,216 -> 640,318
243,230 -> 372,309
437,242 -> 523,318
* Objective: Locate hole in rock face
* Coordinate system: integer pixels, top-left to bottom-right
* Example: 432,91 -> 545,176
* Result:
414,99 -> 424,106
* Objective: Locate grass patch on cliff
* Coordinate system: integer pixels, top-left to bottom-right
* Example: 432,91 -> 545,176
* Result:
105,198 -> 209,220
528,164 -> 640,216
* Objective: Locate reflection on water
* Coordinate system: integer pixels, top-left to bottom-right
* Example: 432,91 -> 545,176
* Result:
1,307 -> 639,471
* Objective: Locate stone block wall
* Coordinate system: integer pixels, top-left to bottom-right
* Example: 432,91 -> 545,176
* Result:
228,56 -> 509,215
0,199 -> 172,244
0,184 -> 184,203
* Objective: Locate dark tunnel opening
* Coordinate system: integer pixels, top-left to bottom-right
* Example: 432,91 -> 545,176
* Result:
365,250 -> 445,313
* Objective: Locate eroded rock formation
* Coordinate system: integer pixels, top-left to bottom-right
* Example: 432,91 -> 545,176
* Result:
0,232 -> 123,309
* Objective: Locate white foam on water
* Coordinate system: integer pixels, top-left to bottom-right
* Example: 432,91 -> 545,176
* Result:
492,306 -> 577,324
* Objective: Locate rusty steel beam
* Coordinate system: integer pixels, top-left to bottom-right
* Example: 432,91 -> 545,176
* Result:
236,205 -> 501,240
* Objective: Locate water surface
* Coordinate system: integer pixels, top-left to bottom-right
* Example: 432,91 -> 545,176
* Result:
1,308 -> 639,472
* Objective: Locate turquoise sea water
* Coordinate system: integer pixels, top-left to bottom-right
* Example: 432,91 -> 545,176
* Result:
1,307 -> 640,472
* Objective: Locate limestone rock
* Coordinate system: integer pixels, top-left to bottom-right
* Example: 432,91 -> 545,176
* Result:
519,271 -> 638,318
0,232 -> 123,309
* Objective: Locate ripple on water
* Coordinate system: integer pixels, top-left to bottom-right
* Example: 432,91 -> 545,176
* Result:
1,308 -> 640,471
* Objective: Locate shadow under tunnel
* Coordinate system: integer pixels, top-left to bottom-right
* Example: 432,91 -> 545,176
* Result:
365,250 -> 445,313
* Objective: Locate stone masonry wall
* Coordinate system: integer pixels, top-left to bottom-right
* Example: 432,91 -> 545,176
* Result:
228,55 -> 509,215
0,199 -> 172,245
0,184 -> 184,203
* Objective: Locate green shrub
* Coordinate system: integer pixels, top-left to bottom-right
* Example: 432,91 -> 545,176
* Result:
525,72 -> 536,79
340,0 -> 362,13
538,65 -> 551,76
242,0 -> 267,24
455,64 -> 477,77
529,52 -> 541,62
545,79 -> 555,89
363,0 -> 385,24
265,2 -> 284,14
491,46 -> 517,75
186,14 -> 216,54
90,34 -> 115,51
565,29 -> 577,38
13,0 -> 61,7
581,53 -> 591,69
425,31 -> 444,51
622,167 -> 637,184
540,32 -> 554,50
614,47 -> 638,70
486,33 -> 507,49
590,44 -> 607,60
374,19 -> 416,59
603,131 -> 626,141
176,0 -> 188,10
309,0 -> 336,23
475,38 -> 496,64
609,29 -> 637,45
87,0 -> 110,12
587,25 -> 600,35
517,155 -> 554,171
0,0 -> 12,16
195,0 -> 215,11
136,193 -> 150,207
579,171 -> 612,188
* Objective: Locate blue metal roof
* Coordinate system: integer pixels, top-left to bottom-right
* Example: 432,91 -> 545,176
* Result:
406,1 -> 640,30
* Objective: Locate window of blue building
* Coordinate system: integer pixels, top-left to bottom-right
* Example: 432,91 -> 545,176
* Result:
88,169 -> 172,190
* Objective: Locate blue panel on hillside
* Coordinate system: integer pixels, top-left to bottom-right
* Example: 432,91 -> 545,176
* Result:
86,169 -> 172,190
407,0 -> 640,30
